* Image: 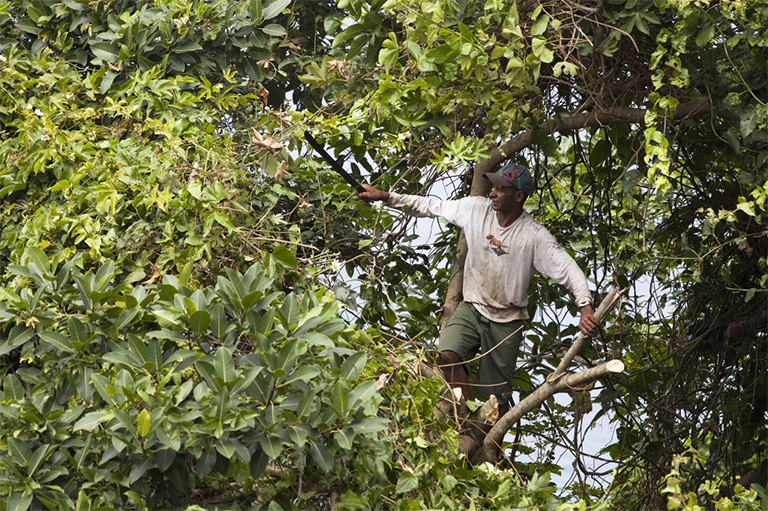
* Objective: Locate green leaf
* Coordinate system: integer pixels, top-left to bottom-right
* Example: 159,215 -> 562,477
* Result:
279,293 -> 300,327
39,330 -> 75,353
350,417 -> 389,434
137,409 -> 151,437
28,444 -> 52,477
296,390 -> 316,419
396,472 -> 419,494
250,448 -> 268,478
7,493 -> 33,511
214,346 -> 235,382
0,326 -> 34,356
340,352 -> 366,380
262,24 -> 287,37
129,457 -> 153,485
68,317 -> 89,343
281,365 -> 321,385
249,0 -> 263,20
215,386 -> 230,425
331,382 -> 349,416
215,439 -> 236,459
27,246 -> 50,273
348,380 -> 378,408
8,437 -> 33,466
309,439 -> 333,472
90,43 -> 119,63
209,304 -> 231,339
174,41 -> 203,53
271,245 -> 297,269
74,411 -> 108,431
530,14 -> 549,36
262,0 -> 291,20
115,308 -> 141,330
188,310 -> 211,333
259,435 -> 282,459
333,429 -> 354,450
695,25 -> 716,47
3,375 -> 24,400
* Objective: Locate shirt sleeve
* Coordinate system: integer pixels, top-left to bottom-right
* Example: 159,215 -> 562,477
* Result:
385,193 -> 470,228
532,228 -> 593,307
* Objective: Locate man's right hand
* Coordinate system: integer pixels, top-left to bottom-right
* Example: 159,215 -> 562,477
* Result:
356,184 -> 390,203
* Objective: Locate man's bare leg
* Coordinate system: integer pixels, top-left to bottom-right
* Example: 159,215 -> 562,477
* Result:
439,350 -> 470,401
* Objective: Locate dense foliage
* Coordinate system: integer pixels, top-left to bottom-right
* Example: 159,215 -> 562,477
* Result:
0,0 -> 766,509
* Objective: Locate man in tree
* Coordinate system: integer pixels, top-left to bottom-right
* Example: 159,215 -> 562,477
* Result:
358,163 -> 598,413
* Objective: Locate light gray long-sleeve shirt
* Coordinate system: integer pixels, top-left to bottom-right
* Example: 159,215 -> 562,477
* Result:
386,193 -> 592,322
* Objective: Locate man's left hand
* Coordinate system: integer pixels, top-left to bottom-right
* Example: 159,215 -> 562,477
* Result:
578,304 -> 599,336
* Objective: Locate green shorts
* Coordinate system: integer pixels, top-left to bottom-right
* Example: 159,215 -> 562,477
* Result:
439,302 -> 524,404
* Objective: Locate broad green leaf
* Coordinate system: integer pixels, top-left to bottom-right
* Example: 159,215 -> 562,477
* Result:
174,42 -> 203,53
27,246 -> 50,273
262,24 -> 287,37
39,330 -> 75,353
249,0 -> 263,20
309,439 -> 333,472
340,352 -> 366,380
188,310 -> 211,333
348,380 -> 378,408
0,326 -> 34,356
350,417 -> 389,434
3,375 -> 24,400
7,493 -> 33,511
695,25 -> 716,47
271,245 -> 297,269
129,457 -> 153,484
90,43 -> 119,63
209,304 -> 231,339
259,435 -> 282,459
279,293 -> 300,327
195,360 -> 220,391
115,308 -> 141,330
8,437 -> 32,466
68,317 -> 89,343
214,346 -> 235,382
215,439 -> 236,459
396,472 -> 418,494
281,365 -> 321,385
250,448 -> 268,478
137,409 -> 151,437
334,429 -> 354,450
154,450 -> 175,473
74,411 -> 108,431
262,0 -> 291,20
28,444 -> 52,477
530,14 -> 549,36
215,386 -> 230,425
331,382 -> 349,416
296,390 -> 316,419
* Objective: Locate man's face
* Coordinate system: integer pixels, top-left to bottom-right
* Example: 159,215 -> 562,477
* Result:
489,185 -> 524,212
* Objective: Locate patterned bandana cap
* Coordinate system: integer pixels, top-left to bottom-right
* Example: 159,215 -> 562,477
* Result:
482,163 -> 533,196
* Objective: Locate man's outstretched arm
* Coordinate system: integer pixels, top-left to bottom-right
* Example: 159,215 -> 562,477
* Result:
356,184 -> 390,203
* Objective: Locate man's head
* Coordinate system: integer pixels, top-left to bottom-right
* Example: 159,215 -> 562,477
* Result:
483,163 -> 533,213
482,163 -> 533,197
